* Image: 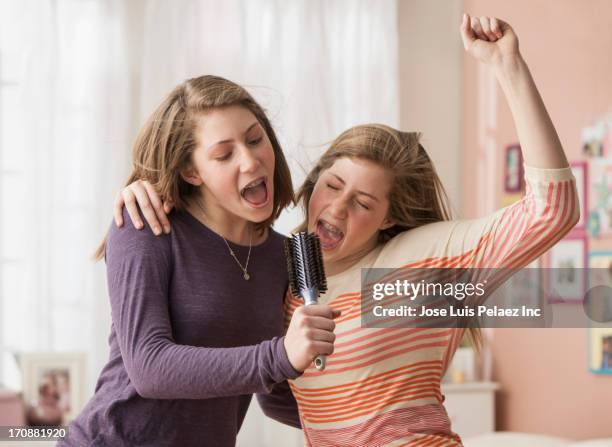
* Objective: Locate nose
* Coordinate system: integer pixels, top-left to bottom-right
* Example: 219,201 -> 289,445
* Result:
239,145 -> 260,173
329,196 -> 348,220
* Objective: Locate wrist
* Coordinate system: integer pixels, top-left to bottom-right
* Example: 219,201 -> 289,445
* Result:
492,53 -> 525,79
281,336 -> 303,376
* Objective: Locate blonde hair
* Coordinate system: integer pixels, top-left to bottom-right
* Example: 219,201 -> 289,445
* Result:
95,75 -> 294,260
296,124 -> 482,350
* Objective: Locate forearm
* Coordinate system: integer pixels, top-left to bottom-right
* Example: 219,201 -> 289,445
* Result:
494,54 -> 568,169
127,336 -> 298,400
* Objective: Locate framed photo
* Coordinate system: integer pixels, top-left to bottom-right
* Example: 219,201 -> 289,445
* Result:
588,251 -> 612,284
18,352 -> 87,425
589,328 -> 612,375
581,121 -> 605,158
570,161 -> 587,231
504,144 -> 524,193
544,235 -> 587,303
504,259 -> 542,309
587,158 -> 612,237
588,252 -> 612,374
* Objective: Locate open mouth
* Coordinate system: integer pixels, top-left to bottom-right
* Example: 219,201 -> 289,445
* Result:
240,177 -> 269,208
316,219 -> 344,250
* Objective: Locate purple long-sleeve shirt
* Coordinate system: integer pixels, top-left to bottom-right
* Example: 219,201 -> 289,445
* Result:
59,209 -> 300,446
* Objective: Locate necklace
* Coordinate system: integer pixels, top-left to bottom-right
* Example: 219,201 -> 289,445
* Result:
221,229 -> 252,281
194,200 -> 252,281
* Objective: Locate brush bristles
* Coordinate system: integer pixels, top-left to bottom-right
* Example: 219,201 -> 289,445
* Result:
284,238 -> 300,296
284,232 -> 327,296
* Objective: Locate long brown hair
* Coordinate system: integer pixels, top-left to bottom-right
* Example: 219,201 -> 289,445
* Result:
94,75 -> 294,260
296,124 -> 482,349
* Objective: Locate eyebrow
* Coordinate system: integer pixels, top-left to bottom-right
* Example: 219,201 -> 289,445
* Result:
206,122 -> 260,151
330,173 -> 380,202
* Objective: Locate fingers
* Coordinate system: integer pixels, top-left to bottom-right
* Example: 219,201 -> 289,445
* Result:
122,188 -> 144,230
490,17 -> 503,39
460,13 -> 476,50
114,192 -> 125,227
462,13 -> 504,45
307,328 -> 336,344
284,305 -> 339,371
470,16 -> 488,41
163,199 -> 175,215
312,340 -> 335,356
304,316 -> 336,332
479,16 -> 497,42
301,304 -> 341,320
130,181 -> 164,235
143,181 -> 172,234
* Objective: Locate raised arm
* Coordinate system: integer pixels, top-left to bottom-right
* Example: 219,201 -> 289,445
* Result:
377,16 -> 578,310
460,13 -> 569,169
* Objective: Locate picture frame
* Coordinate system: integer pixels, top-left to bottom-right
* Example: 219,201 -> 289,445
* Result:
587,158 -> 612,237
587,252 -> 612,376
543,234 -> 587,303
18,352 -> 87,425
504,144 -> 524,193
589,325 -> 612,375
570,160 -> 588,231
502,259 -> 542,309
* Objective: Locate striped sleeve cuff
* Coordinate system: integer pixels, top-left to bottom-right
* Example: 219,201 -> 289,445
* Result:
523,164 -> 576,183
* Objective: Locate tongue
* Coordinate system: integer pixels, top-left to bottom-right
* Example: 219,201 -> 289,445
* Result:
243,183 -> 267,205
318,223 -> 342,247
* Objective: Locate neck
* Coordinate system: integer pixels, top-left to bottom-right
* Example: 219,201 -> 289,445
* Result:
187,197 -> 253,245
324,238 -> 379,277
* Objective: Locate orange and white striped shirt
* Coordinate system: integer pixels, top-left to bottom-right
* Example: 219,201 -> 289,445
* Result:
284,165 -> 579,446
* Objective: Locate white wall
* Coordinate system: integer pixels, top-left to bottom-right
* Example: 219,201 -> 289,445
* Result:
398,0 -> 464,215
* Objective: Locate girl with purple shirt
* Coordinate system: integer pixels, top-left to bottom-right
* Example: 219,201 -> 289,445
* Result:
60,75 -> 337,447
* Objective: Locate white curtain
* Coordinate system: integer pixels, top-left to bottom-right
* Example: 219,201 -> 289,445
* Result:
137,0 -> 400,234
0,0 -> 131,391
1,1 -> 399,445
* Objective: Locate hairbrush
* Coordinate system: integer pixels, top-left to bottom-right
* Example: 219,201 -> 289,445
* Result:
284,232 -> 328,370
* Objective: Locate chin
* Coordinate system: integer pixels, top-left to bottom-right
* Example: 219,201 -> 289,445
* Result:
249,204 -> 274,223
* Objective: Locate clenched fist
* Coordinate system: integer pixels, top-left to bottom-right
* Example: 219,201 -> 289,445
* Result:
284,304 -> 340,373
460,13 -> 520,67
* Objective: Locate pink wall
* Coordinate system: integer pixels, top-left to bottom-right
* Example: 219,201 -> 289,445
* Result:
462,0 -> 612,439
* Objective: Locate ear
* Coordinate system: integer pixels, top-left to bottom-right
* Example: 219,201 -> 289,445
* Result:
380,217 -> 396,230
180,166 -> 204,186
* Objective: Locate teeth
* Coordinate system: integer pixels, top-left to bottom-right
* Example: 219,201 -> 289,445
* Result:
244,178 -> 264,189
320,220 -> 343,236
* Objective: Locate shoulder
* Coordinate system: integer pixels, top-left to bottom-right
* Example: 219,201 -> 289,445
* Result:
376,221 -> 458,266
105,207 -> 172,263
267,227 -> 288,247
385,221 -> 456,250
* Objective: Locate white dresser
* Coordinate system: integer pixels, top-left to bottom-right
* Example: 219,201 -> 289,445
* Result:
441,381 -> 500,439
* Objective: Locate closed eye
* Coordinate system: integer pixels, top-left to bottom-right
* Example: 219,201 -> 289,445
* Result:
327,183 -> 340,190
356,200 -> 370,210
215,152 -> 232,161
248,137 -> 263,146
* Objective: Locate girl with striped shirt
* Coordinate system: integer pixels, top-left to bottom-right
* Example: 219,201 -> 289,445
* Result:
120,14 -> 579,446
